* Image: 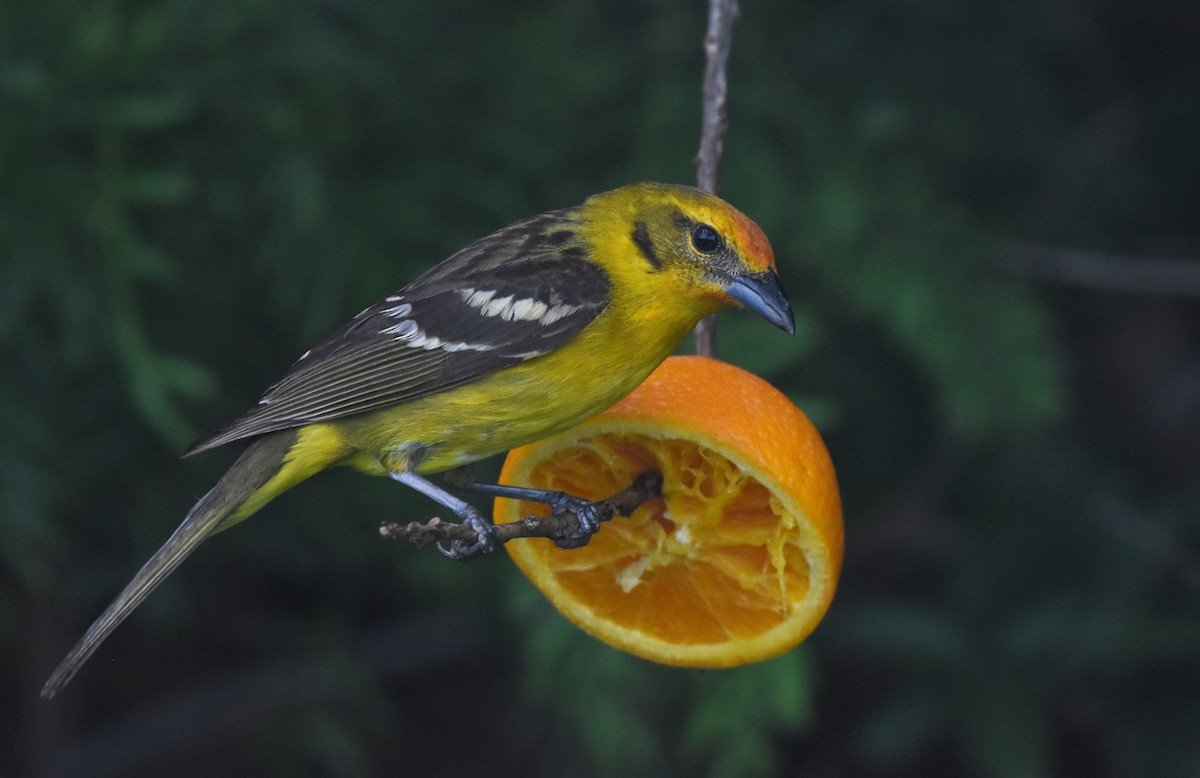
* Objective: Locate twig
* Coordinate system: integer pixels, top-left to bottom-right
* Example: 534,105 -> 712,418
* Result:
695,0 -> 738,194
379,471 -> 664,550
692,0 -> 739,359
1000,239 -> 1200,297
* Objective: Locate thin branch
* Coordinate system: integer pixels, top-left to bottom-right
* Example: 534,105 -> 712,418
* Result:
695,0 -> 738,194
1000,239 -> 1200,297
692,0 -> 739,359
379,471 -> 663,551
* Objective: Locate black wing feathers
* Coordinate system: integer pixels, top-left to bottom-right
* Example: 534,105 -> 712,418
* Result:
186,208 -> 611,455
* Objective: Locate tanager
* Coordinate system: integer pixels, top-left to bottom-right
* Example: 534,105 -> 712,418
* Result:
41,182 -> 791,697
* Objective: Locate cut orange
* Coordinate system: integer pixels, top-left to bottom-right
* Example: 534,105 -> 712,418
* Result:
495,355 -> 843,667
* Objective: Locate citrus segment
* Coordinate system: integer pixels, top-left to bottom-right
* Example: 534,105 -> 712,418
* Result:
496,355 -> 843,667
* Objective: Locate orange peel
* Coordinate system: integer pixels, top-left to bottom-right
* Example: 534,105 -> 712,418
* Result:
496,355 -> 843,667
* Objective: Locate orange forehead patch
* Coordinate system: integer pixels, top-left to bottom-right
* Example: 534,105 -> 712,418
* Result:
726,209 -> 776,271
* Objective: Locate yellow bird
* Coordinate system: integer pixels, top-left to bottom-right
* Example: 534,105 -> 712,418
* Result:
41,182 -> 792,698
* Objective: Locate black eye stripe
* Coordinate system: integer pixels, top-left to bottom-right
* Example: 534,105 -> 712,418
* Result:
691,223 -> 722,254
631,221 -> 662,269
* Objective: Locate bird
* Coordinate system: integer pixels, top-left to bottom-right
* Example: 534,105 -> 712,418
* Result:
40,181 -> 793,698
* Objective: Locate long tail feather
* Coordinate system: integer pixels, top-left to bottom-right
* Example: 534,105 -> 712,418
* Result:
41,430 -> 299,699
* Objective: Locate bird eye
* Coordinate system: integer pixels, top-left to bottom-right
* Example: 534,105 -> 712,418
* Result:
691,223 -> 722,254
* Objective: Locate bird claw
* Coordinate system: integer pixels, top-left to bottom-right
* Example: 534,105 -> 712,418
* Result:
546,493 -> 603,549
465,481 -> 607,549
437,510 -> 496,561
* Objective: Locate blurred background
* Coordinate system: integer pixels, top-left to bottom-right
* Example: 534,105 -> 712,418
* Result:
3,0 -> 1198,775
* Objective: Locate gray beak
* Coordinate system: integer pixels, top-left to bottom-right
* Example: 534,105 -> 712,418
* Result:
724,269 -> 795,335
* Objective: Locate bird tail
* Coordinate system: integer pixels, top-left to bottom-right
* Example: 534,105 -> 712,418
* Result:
41,429 -> 314,699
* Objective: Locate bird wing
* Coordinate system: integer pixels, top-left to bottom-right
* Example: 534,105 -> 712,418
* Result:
185,208 -> 611,455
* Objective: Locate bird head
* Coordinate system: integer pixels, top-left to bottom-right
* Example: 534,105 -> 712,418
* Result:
585,182 -> 794,335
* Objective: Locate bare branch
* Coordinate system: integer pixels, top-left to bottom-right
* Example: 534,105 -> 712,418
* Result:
695,0 -> 739,195
379,471 -> 664,551
692,0 -> 739,359
1000,240 -> 1200,297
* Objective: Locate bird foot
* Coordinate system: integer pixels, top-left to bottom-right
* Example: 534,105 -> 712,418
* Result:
436,508 -> 496,561
466,482 -> 606,549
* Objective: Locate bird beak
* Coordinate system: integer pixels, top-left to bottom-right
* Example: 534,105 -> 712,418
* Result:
724,269 -> 795,335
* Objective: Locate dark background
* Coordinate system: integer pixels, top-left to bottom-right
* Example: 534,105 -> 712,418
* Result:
3,0 -> 1198,775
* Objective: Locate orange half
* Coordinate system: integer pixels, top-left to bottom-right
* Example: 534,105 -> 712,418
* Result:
496,356 -> 843,667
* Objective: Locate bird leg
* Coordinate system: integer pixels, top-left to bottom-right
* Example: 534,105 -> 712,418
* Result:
380,471 -> 664,554
439,464 -> 602,548
388,470 -> 496,560
464,482 -> 606,549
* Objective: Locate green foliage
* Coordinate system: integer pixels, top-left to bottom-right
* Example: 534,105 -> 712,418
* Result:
2,0 -> 1197,776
